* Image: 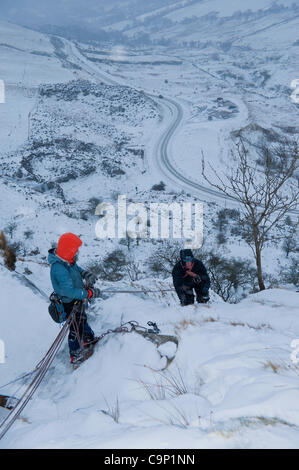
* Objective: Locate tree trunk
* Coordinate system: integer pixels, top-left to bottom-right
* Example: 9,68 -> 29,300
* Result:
252,225 -> 266,291
255,244 -> 265,291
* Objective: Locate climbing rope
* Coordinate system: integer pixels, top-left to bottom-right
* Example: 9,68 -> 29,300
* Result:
0,368 -> 41,391
0,315 -> 179,441
0,309 -> 76,441
94,320 -> 144,342
0,277 -> 176,442
101,288 -> 175,294
0,317 -> 136,438
71,300 -> 87,357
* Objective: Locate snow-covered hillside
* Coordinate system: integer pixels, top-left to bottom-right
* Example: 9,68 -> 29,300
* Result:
1,1 -> 298,41
0,14 -> 296,302
1,265 -> 299,448
1,79 -> 157,191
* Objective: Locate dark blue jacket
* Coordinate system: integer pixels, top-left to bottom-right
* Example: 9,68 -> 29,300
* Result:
172,258 -> 210,295
48,249 -> 88,303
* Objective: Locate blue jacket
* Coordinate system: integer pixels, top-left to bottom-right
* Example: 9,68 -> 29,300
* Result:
48,249 -> 88,303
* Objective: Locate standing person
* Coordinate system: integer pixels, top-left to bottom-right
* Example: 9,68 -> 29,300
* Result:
172,249 -> 210,306
48,233 -> 100,363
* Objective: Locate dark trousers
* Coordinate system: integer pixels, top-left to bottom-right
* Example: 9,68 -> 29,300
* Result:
63,300 -> 94,355
176,281 -> 209,306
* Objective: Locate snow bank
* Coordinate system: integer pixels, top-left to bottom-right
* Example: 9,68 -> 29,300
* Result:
1,275 -> 298,449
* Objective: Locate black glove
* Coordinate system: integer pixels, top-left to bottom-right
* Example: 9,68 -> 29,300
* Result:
87,287 -> 101,299
82,271 -> 97,286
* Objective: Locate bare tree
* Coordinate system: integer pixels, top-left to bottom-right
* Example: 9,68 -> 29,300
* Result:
125,260 -> 142,281
5,221 -> 17,239
202,138 -> 299,290
206,252 -> 257,302
282,228 -> 298,257
148,242 -> 181,277
281,216 -> 298,258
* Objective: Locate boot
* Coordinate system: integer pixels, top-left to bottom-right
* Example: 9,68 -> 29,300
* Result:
196,295 -> 210,304
70,350 -> 84,364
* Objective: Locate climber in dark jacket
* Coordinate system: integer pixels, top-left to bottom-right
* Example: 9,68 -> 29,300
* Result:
172,249 -> 210,306
48,232 -> 100,363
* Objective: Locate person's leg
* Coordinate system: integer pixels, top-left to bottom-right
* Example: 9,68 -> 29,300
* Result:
63,301 -> 85,358
181,284 -> 194,305
74,303 -> 89,346
72,302 -> 95,346
68,327 -> 81,357
175,286 -> 186,305
83,322 -> 95,344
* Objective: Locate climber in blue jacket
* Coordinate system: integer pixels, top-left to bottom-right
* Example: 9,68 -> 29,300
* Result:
48,232 -> 100,363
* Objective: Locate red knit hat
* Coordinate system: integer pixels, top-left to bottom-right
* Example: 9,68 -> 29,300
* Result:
56,233 -> 82,263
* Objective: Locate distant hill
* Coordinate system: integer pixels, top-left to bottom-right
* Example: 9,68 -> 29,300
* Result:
1,0 -> 298,46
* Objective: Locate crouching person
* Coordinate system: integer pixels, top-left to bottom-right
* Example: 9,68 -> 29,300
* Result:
48,232 -> 100,363
172,249 -> 210,306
